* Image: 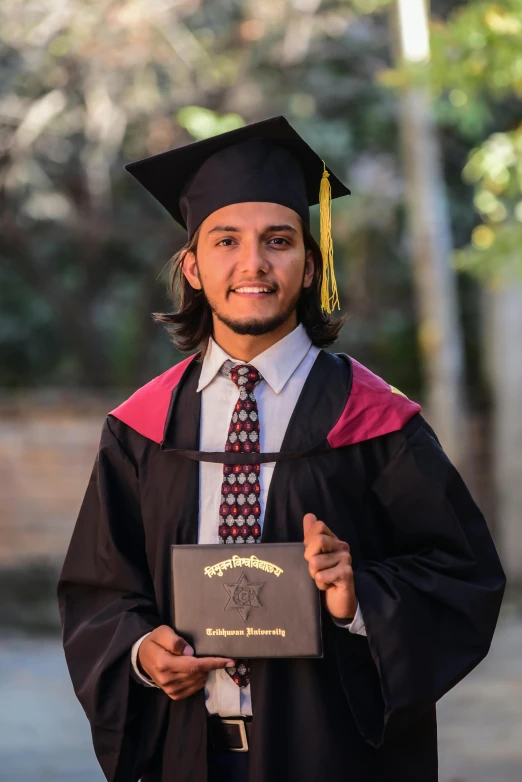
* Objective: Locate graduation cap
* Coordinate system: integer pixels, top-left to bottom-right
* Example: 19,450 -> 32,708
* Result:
125,115 -> 351,313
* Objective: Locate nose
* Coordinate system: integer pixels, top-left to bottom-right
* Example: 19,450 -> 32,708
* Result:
237,236 -> 270,275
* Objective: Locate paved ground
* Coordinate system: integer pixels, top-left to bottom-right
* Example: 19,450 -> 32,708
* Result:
437,602 -> 522,782
0,604 -> 520,781
0,635 -> 103,782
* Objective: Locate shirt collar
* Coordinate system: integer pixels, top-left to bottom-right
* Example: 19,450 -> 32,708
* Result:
196,323 -> 313,394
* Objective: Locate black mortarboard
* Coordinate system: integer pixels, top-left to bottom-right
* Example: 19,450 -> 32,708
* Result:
125,115 -> 351,312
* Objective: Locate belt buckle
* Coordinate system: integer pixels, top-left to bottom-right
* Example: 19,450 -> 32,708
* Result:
222,718 -> 249,752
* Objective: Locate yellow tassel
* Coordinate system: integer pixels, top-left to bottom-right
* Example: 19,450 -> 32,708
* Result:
319,161 -> 340,313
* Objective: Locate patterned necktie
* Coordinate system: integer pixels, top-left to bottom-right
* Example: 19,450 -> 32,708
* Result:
219,362 -> 262,688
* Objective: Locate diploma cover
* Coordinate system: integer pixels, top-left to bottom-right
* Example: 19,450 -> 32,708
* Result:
171,543 -> 323,658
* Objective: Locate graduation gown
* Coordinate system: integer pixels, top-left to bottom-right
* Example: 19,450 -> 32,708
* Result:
58,350 -> 505,782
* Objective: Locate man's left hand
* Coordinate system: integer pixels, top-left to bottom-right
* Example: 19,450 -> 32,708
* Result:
303,513 -> 358,621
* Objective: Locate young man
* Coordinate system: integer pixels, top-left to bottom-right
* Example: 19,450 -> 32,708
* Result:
58,116 -> 505,782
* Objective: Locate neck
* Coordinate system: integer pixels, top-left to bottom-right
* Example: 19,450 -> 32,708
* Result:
211,313 -> 298,362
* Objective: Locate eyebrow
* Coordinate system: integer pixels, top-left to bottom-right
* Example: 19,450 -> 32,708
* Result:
207,223 -> 298,235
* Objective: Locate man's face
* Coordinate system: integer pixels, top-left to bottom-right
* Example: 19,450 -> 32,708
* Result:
182,202 -> 314,336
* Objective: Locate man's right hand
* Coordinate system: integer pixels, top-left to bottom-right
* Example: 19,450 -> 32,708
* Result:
137,625 -> 235,701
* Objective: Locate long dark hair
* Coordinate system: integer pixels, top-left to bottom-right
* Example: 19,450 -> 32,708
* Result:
153,218 -> 347,356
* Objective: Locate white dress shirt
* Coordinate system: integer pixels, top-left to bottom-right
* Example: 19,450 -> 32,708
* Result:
131,324 -> 366,715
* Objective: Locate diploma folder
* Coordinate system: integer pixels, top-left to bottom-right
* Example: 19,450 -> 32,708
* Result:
171,543 -> 323,658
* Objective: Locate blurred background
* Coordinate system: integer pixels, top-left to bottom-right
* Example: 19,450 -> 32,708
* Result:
1,0 -> 521,779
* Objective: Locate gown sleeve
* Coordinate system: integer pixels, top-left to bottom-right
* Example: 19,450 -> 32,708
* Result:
352,415 -> 506,746
57,416 -> 162,781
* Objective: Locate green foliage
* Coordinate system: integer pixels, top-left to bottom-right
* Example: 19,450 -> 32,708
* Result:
177,107 -> 245,140
430,2 -> 522,91
380,2 -> 522,283
455,220 -> 522,283
378,2 -> 522,140
429,1 -> 522,140
454,126 -> 522,283
349,0 -> 392,14
426,4 -> 522,281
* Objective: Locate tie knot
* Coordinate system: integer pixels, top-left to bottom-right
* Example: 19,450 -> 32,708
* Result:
229,363 -> 262,391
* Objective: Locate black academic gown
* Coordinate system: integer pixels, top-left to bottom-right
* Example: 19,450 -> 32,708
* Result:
58,350 -> 505,782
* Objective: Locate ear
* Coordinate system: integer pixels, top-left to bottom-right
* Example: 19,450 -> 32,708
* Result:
181,250 -> 202,290
303,247 -> 314,290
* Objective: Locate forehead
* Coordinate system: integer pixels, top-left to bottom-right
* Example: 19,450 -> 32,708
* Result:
200,201 -> 301,233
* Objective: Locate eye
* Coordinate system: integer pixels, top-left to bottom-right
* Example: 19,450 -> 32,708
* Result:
268,237 -> 289,246
216,238 -> 237,247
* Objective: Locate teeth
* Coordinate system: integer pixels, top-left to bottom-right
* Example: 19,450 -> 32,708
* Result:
234,287 -> 272,293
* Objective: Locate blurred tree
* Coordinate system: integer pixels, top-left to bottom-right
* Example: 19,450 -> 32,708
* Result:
411,0 -> 522,581
0,0 -> 503,403
0,0 -> 420,390
391,0 -> 466,464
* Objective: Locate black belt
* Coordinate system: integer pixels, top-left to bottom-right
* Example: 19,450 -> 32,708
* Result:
207,716 -> 252,752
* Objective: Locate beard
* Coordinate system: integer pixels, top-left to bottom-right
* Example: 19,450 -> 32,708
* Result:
205,285 -> 303,336
193,253 -> 306,336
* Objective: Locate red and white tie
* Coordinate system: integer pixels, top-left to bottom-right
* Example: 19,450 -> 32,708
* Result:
219,362 -> 262,687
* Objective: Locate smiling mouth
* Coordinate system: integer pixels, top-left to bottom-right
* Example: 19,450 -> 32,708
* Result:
231,286 -> 275,295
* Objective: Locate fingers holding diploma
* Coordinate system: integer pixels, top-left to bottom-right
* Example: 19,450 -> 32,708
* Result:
137,624 -> 235,701
303,513 -> 358,622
